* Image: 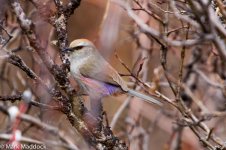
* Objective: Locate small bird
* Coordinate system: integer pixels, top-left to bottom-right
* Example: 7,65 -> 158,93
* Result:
64,39 -> 162,106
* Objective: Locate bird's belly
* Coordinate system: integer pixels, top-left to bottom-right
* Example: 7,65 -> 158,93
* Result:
70,63 -> 121,97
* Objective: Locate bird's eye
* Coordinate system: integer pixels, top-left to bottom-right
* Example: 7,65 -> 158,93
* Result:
74,46 -> 84,50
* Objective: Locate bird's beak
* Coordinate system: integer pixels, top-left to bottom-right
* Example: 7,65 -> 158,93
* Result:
63,47 -> 72,53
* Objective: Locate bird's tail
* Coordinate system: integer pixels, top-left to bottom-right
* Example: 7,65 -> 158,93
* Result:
127,89 -> 162,106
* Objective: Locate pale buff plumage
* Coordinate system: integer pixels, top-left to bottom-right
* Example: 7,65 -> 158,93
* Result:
65,39 -> 162,106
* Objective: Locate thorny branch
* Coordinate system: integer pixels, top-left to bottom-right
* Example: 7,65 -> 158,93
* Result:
0,0 -> 127,150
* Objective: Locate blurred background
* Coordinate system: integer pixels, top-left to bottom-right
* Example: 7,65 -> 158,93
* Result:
1,0 -> 226,150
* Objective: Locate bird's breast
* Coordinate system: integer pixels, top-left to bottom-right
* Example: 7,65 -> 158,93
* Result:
70,57 -> 89,77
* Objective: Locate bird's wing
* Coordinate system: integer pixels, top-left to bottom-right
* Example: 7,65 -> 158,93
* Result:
79,53 -> 128,91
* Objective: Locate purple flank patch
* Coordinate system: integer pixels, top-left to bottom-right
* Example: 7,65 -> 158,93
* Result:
102,82 -> 119,95
81,77 -> 120,96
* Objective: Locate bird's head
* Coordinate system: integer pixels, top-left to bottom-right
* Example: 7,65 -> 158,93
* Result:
63,39 -> 95,54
